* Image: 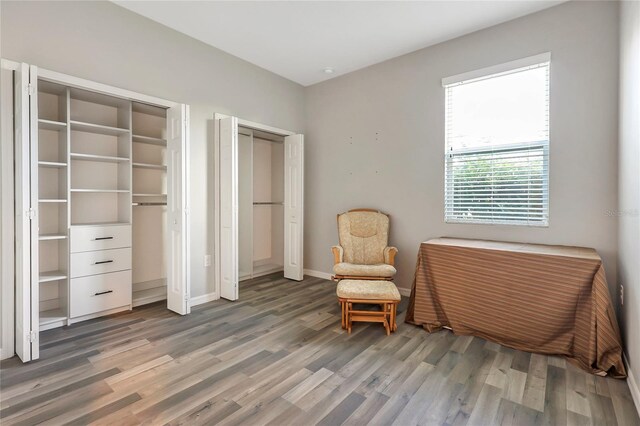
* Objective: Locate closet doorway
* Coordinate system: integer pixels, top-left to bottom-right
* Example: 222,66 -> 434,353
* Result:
8,61 -> 191,363
215,115 -> 304,301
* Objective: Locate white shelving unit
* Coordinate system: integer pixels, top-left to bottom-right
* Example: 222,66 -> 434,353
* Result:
13,62 -> 190,363
36,80 -> 69,331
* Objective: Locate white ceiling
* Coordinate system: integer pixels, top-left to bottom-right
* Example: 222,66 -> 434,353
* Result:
114,1 -> 565,86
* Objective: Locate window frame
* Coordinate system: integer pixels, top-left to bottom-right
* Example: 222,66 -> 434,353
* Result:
442,54 -> 551,227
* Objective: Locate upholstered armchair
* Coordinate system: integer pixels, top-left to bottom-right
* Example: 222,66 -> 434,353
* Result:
332,209 -> 398,280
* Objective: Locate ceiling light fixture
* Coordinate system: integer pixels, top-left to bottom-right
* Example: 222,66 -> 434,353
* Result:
323,67 -> 334,74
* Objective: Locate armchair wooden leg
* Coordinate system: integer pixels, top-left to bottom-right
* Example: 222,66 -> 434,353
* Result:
390,303 -> 395,331
394,303 -> 398,331
391,303 -> 396,331
383,316 -> 390,336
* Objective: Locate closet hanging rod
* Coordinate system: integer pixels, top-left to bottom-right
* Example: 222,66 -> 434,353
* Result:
132,202 -> 167,206
253,202 -> 284,205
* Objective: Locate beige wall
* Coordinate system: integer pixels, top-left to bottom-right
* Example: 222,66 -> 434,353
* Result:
0,0 -> 306,299
304,1 -> 620,295
618,1 -> 640,378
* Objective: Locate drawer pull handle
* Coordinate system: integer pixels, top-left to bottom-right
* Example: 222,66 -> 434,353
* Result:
94,290 -> 113,296
94,260 -> 113,265
94,237 -> 114,241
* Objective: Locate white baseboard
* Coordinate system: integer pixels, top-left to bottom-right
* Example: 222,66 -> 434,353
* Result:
398,287 -> 411,297
190,292 -> 218,307
304,269 -> 333,280
624,353 -> 640,416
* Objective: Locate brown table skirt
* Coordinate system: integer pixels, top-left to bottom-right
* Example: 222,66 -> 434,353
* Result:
405,238 -> 626,378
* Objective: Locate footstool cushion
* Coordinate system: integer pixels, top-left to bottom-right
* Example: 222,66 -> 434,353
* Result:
336,279 -> 401,301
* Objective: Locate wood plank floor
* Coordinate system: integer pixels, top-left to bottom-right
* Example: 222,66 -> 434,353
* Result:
1,273 -> 638,425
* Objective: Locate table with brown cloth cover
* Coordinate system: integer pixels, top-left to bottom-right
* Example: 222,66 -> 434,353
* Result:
405,237 -> 626,378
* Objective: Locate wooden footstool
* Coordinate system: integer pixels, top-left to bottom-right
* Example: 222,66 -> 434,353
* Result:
337,280 -> 401,335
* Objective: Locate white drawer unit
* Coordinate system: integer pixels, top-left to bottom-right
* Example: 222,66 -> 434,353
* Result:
71,247 -> 132,278
70,270 -> 132,318
70,225 -> 132,253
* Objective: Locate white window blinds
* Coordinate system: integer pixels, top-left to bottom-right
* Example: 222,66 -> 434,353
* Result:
444,57 -> 550,226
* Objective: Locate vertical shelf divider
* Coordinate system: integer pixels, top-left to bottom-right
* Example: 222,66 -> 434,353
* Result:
64,87 -> 71,323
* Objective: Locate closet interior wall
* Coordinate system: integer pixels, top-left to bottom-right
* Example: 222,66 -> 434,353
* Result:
131,103 -> 167,306
238,127 -> 285,281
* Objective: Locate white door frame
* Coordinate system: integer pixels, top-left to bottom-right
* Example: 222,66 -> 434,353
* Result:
1,58 -> 192,360
213,113 -> 302,299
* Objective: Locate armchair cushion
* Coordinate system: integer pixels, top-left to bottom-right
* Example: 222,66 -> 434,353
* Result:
333,262 -> 397,278
338,210 -> 389,265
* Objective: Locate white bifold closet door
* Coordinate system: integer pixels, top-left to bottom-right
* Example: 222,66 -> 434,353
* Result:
219,117 -> 239,301
217,116 -> 304,301
283,134 -> 304,281
15,63 -> 39,362
166,104 -> 190,315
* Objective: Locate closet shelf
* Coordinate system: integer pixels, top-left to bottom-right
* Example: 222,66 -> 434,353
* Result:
40,308 -> 67,326
70,153 -> 129,163
132,162 -> 166,170
132,134 -> 167,146
39,233 -> 67,241
38,119 -> 67,131
70,120 -> 130,136
133,202 -> 166,207
39,271 -> 67,283
132,287 -> 167,307
132,102 -> 166,117
71,221 -> 131,227
39,161 -> 67,168
71,188 -> 130,193
133,193 -> 167,197
39,199 -> 67,203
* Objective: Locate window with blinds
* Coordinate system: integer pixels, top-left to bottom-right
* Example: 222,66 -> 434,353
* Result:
444,56 -> 550,226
